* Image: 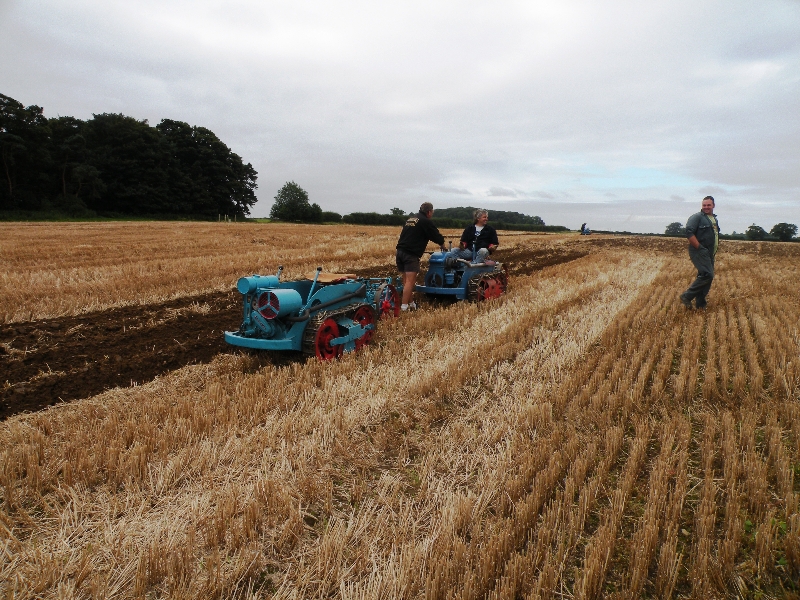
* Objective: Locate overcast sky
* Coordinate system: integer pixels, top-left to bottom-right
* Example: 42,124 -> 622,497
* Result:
2,0 -> 799,232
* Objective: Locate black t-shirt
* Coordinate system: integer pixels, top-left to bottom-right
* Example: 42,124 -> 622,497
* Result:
396,213 -> 445,257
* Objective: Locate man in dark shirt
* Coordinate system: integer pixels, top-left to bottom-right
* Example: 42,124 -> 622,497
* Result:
680,196 -> 719,309
448,208 -> 499,265
396,202 -> 446,311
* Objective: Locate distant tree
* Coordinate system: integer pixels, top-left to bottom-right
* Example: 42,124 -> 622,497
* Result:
665,222 -> 686,236
270,181 -> 321,222
770,222 -> 797,242
433,206 -> 545,225
0,93 -> 53,209
745,224 -> 768,241
46,116 -> 102,215
156,119 -> 258,217
0,132 -> 25,203
320,211 -> 342,222
390,207 -> 405,216
530,215 -> 545,225
343,212 -> 406,225
82,113 -> 175,215
304,202 -> 323,222
1,93 -> 260,218
49,116 -> 85,197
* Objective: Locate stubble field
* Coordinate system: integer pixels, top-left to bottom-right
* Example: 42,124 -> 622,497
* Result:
1,222 -> 799,598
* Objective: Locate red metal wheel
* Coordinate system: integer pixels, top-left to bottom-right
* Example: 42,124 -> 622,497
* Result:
476,276 -> 503,301
488,277 -> 503,298
313,318 -> 342,361
352,305 -> 376,350
377,284 -> 400,319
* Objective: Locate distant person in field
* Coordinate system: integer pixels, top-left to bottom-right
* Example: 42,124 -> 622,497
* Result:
395,202 -> 446,311
680,196 -> 719,310
448,208 -> 499,265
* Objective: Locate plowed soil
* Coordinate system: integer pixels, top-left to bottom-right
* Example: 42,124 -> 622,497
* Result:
1,246 -> 586,419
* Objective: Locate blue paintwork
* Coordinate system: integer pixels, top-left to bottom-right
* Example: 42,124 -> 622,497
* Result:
414,250 -> 504,300
225,267 -> 402,355
237,275 -> 280,294
331,317 -> 374,353
224,331 -> 296,350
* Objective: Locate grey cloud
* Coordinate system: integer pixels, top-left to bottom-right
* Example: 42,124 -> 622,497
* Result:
698,186 -> 728,198
487,187 -> 517,197
430,185 -> 472,195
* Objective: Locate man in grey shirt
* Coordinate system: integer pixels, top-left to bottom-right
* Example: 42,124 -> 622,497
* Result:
680,196 -> 719,310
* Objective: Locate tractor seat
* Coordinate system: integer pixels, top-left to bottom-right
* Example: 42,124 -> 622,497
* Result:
306,272 -> 357,284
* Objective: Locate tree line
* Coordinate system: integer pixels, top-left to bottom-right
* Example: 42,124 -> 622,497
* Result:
665,221 -> 798,242
269,182 -> 565,231
1,93 -> 258,218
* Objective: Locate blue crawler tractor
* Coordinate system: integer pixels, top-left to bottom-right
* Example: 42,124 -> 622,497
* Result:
224,267 -> 401,360
415,247 -> 508,301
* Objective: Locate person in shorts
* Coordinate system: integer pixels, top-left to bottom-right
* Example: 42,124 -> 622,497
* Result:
395,202 -> 446,311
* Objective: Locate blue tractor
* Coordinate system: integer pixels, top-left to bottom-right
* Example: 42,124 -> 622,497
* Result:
415,246 -> 508,301
225,266 -> 402,360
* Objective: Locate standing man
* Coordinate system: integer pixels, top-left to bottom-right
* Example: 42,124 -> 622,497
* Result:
448,208 -> 499,265
680,196 -> 719,310
396,202 -> 446,311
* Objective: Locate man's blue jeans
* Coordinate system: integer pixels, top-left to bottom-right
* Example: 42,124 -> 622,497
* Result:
449,247 -> 490,264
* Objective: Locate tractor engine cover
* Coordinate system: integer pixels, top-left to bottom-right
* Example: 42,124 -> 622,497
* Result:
255,288 -> 303,319
428,252 -> 446,267
237,275 -> 280,294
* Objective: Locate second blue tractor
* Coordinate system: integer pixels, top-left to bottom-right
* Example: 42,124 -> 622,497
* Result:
414,247 -> 508,301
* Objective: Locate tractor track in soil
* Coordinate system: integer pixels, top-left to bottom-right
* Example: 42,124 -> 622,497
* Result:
1,247 -> 586,420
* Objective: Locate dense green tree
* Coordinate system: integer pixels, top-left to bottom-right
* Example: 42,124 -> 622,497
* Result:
305,202 -> 323,222
1,92 -> 259,218
433,206 -> 545,225
82,113 -> 176,214
0,93 -> 53,209
665,222 -> 686,236
746,224 -> 767,241
340,207 -> 565,230
342,212 -> 406,225
0,132 -> 25,203
770,222 -> 797,242
320,211 -> 342,222
156,119 -> 257,217
50,117 -> 83,188
270,181 -> 321,222
45,117 -> 104,215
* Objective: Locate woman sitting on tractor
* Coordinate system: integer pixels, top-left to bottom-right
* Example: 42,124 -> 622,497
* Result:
448,209 -> 499,265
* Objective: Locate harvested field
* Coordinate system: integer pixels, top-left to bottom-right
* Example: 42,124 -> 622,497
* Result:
0,224 -> 586,418
1,223 -> 799,598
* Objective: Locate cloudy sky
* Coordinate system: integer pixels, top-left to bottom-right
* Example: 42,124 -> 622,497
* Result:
2,0 -> 799,232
